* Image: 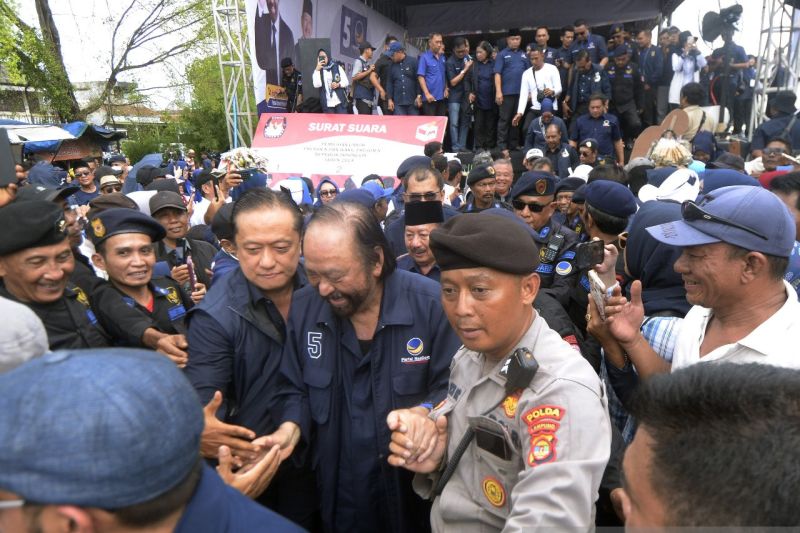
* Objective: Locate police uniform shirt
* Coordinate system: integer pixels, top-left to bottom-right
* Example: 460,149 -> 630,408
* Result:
116,277 -> 192,335
0,283 -> 109,350
278,269 -> 462,532
606,62 -> 643,110
414,314 -> 611,531
570,114 -> 622,157
494,47 -> 529,96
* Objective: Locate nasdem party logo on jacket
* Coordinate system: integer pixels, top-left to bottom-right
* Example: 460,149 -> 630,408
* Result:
401,337 -> 430,365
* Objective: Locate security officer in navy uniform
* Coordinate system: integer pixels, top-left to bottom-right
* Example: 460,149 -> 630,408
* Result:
509,172 -> 579,306
564,49 -> 611,120
268,201 -> 461,533
89,208 -> 196,342
569,94 -> 624,165
0,201 -> 110,350
461,164 -> 510,213
605,43 -> 644,146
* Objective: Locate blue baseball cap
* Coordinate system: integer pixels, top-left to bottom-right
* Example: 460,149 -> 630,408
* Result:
701,169 -> 759,194
362,180 -> 394,201
646,185 -> 796,257
0,349 -> 204,507
584,180 -> 637,218
397,155 -> 431,178
388,41 -> 405,55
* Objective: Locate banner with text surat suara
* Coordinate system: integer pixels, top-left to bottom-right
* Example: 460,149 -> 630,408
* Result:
250,113 -> 446,182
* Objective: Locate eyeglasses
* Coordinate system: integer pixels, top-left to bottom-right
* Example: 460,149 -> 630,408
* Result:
618,231 -> 628,250
512,199 -> 549,212
75,171 -> 91,176
0,499 -> 24,509
102,184 -> 123,193
681,200 -> 768,240
405,191 -> 440,203
320,189 -> 338,198
763,147 -> 786,156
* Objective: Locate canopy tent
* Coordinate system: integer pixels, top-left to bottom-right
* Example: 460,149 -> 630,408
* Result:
0,119 -> 76,144
396,0 -> 685,37
21,121 -> 126,162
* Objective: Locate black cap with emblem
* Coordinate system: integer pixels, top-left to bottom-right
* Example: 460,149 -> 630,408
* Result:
0,201 -> 68,256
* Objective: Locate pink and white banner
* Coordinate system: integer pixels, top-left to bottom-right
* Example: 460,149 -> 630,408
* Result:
251,113 -> 446,183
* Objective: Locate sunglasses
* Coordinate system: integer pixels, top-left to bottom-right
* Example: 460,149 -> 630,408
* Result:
405,191 -> 440,203
320,189 -> 338,198
512,199 -> 549,212
102,184 -> 122,193
75,171 -> 91,176
681,200 -> 768,240
579,150 -> 593,157
763,147 -> 786,155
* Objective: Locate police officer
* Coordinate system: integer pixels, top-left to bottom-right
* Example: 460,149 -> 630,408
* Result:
509,172 -> 579,306
569,94 -> 624,165
387,42 -> 422,115
280,57 -> 303,112
185,189 -> 318,529
397,200 -> 445,282
386,211 -> 611,531
605,43 -> 644,146
268,201 -> 461,533
0,201 -> 110,349
88,208 -> 199,354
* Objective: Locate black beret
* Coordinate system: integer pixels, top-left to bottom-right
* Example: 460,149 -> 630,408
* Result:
579,138 -> 599,151
584,180 -> 637,218
430,212 -> 539,274
554,177 -> 586,195
88,208 -> 166,246
0,201 -> 68,256
466,164 -> 496,187
15,184 -> 79,204
510,171 -> 557,199
405,200 -> 444,226
397,155 -> 431,179
281,57 -> 293,68
572,184 -> 587,204
211,202 -> 235,241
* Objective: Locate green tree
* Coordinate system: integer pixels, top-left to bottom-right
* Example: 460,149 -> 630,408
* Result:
176,55 -> 230,152
0,0 -> 211,122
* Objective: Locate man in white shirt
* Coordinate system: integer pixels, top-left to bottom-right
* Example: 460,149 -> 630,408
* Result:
602,185 -> 800,375
190,170 -> 231,227
513,48 -> 562,134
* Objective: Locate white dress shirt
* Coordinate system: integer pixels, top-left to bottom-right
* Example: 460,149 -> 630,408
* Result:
517,63 -> 562,113
671,281 -> 800,371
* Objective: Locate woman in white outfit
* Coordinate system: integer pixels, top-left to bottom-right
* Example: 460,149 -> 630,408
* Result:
668,32 -> 706,106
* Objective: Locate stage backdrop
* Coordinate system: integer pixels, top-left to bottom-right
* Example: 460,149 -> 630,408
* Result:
251,112 -> 446,186
245,0 -> 418,113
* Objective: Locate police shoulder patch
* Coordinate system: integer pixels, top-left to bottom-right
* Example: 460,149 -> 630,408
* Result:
522,404 -> 565,468
166,286 -> 181,305
555,261 -> 573,275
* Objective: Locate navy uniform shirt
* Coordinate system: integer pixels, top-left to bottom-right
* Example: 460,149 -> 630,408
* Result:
396,254 -> 441,283
555,46 -> 572,88
494,47 -> 529,95
469,59 -> 497,110
0,282 -> 110,350
751,112 -> 800,153
116,277 -> 192,335
606,61 -> 644,111
532,219 -> 580,307
446,54 -> 470,103
277,269 -> 461,533
632,44 -> 663,86
544,143 -> 580,178
570,113 -> 622,157
387,55 -> 421,106
537,45 -> 558,65
569,33 -> 608,64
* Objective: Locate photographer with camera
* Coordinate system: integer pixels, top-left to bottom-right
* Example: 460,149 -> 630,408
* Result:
514,48 -> 562,135
312,48 -> 350,114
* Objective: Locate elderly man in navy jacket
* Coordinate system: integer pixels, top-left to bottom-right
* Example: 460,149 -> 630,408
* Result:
264,201 -> 461,533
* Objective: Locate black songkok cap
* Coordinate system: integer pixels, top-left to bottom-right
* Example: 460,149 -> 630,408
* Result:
405,201 -> 444,226
430,212 -> 539,274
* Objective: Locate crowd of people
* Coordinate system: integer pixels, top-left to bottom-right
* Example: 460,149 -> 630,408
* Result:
2,16 -> 800,533
284,21 -> 759,160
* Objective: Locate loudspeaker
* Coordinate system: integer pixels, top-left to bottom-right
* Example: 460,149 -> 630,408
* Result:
297,38 -> 332,101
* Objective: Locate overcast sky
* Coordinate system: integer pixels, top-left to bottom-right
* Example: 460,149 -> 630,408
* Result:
16,0 -> 768,112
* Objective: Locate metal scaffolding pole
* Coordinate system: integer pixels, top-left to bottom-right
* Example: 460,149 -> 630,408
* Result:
749,0 -> 800,137
212,0 -> 256,149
